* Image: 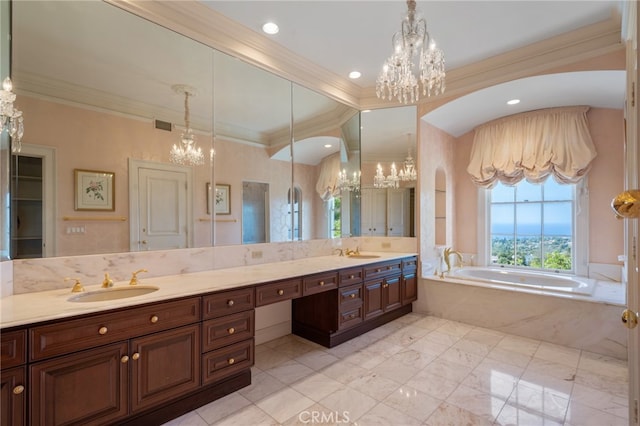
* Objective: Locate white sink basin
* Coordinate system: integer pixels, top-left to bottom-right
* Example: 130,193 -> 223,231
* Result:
68,286 -> 159,303
346,254 -> 381,259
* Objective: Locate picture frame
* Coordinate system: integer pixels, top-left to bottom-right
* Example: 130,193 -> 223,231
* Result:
215,183 -> 231,215
74,169 -> 115,211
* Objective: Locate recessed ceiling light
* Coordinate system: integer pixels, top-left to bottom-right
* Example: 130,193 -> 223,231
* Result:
262,22 -> 279,35
348,71 -> 361,79
324,144 -> 332,148
507,99 -> 520,105
362,109 -> 371,113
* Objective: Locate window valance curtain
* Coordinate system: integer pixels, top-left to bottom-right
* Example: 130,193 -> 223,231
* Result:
467,106 -> 596,188
315,152 -> 340,201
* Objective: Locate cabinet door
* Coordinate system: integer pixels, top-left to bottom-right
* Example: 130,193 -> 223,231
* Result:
1,366 -> 26,426
363,279 -> 383,320
402,271 -> 418,305
384,276 -> 402,311
130,324 -> 200,413
30,342 -> 128,426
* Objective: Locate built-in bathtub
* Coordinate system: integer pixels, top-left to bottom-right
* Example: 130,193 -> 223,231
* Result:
448,266 -> 596,296
418,264 -> 627,359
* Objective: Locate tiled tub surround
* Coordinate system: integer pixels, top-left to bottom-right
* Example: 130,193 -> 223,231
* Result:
419,275 -> 627,360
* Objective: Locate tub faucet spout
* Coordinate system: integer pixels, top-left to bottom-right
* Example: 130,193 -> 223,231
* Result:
443,247 -> 463,272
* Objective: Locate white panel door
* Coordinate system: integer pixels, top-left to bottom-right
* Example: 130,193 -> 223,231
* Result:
132,164 -> 190,252
361,188 -> 386,236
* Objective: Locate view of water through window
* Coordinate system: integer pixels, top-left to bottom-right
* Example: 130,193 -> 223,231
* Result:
490,178 -> 573,271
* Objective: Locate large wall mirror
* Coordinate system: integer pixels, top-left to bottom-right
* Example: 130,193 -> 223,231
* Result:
6,0 -> 361,258
360,106 -> 417,238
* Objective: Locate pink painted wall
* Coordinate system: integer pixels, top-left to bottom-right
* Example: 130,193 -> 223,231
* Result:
450,107 -> 624,265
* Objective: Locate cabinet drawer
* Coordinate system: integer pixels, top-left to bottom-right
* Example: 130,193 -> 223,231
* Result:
364,261 -> 402,281
338,267 -> 363,287
303,272 -> 338,296
402,257 -> 418,271
202,339 -> 254,385
255,278 -> 302,306
203,288 -> 254,319
30,297 -> 201,361
339,306 -> 363,330
1,329 -> 26,369
202,310 -> 255,352
339,283 -> 363,309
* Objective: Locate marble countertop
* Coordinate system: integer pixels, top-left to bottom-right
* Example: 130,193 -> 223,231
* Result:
1,252 -> 416,329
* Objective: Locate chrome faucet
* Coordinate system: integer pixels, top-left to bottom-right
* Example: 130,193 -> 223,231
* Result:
443,247 -> 463,272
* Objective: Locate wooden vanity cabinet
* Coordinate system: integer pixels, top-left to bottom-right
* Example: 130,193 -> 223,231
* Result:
293,256 -> 417,347
201,288 -> 255,388
1,329 -> 27,426
27,297 -> 201,426
401,259 -> 418,305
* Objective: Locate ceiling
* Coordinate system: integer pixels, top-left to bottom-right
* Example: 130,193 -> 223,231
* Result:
204,0 -> 626,137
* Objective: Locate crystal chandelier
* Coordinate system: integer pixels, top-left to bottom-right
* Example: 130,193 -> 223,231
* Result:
399,134 -> 417,181
170,84 -> 204,166
374,163 -> 400,189
376,0 -> 445,104
1,77 -> 24,153
337,169 -> 360,193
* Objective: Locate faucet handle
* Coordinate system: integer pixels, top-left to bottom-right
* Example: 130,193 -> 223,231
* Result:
130,269 -> 148,286
65,277 -> 85,293
102,273 -> 114,288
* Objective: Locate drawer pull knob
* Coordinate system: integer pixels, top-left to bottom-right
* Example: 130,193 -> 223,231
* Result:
227,300 -> 235,307
12,385 -> 24,395
98,326 -> 108,335
319,281 -> 325,286
383,283 -> 388,288
388,266 -> 392,270
348,314 -> 355,319
150,315 -> 159,323
349,275 -> 355,279
350,293 -> 356,298
228,327 -> 235,334
132,353 -> 140,360
277,289 -> 284,296
121,355 -> 129,363
228,358 -> 235,365
376,269 -> 381,273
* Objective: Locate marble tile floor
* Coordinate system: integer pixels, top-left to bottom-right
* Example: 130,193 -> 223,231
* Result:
163,314 -> 629,426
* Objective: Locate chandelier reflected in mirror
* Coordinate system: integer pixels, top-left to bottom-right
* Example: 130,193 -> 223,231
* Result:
376,0 -> 445,104
338,169 -> 360,193
399,133 -> 417,181
170,84 -> 204,166
374,163 -> 400,189
1,77 -> 24,153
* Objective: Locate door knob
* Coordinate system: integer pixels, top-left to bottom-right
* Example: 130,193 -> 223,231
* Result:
621,309 -> 638,329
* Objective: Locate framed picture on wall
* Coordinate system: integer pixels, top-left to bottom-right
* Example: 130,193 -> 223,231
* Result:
74,169 -> 115,211
215,184 -> 231,215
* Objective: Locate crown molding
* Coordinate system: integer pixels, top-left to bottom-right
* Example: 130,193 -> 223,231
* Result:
107,0 -> 361,109
360,12 -> 623,110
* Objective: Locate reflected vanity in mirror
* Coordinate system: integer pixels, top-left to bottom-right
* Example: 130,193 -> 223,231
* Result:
7,0 -> 362,258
